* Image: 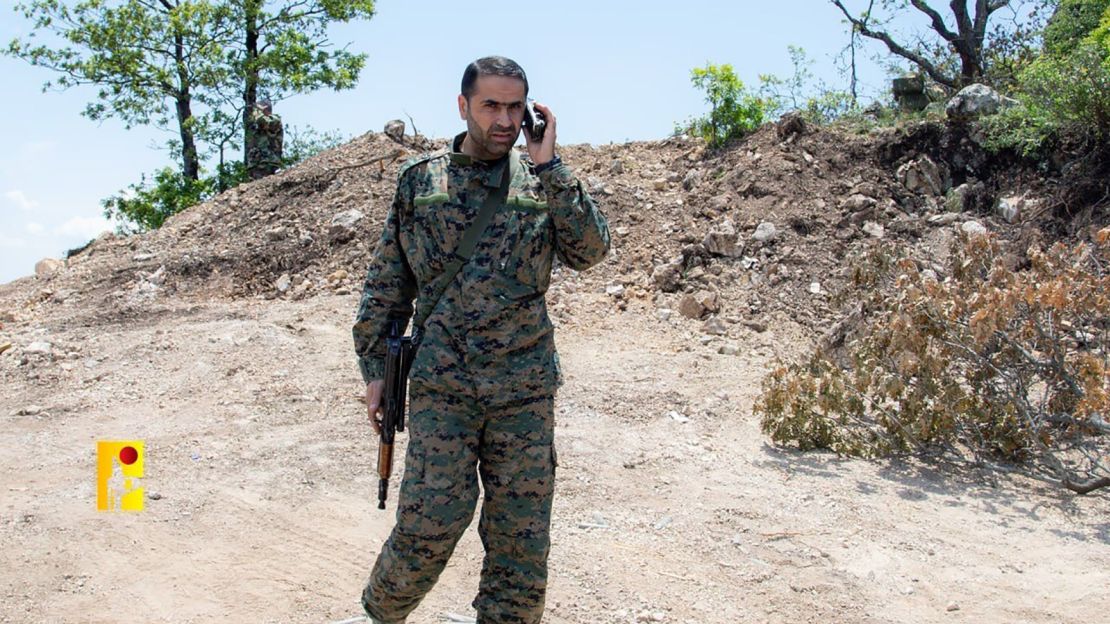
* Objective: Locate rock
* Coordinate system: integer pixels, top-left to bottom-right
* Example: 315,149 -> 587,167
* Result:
328,209 -> 365,244
678,290 -> 720,319
862,221 -> 885,238
383,119 -> 406,142
148,492 -> 163,501
701,317 -> 728,336
841,194 -> 876,212
809,282 -> 824,295
25,341 -> 53,356
265,226 -> 288,241
961,221 -> 988,237
682,168 -> 702,190
656,308 -> 673,321
12,405 -> 43,416
275,273 -> 292,293
996,196 -> 1022,223
752,222 -> 778,243
614,226 -> 630,237
702,218 -> 743,258
897,155 -> 950,197
667,411 -> 690,424
34,258 -> 64,278
946,601 -> 960,612
946,83 -> 1019,122
892,73 -> 925,96
605,284 -> 625,297
776,111 -> 807,139
132,252 -> 157,262
945,183 -> 974,213
928,213 -> 961,226
651,261 -> 682,293
718,342 -> 741,356
609,158 -> 624,174
327,269 -> 349,282
652,178 -> 668,191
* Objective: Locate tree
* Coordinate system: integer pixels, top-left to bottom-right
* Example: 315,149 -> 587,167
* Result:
8,1 -> 234,180
7,1 -> 375,182
233,1 -> 374,167
828,1 -> 1052,89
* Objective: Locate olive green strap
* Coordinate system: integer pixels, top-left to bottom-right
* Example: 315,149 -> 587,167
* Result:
411,151 -> 517,336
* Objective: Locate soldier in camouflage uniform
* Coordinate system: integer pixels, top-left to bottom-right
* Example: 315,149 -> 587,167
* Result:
246,99 -> 283,180
353,56 -> 610,623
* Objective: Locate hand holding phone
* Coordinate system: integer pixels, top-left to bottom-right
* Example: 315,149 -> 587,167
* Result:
523,99 -> 546,142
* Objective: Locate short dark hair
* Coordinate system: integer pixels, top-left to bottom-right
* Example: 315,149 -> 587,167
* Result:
461,56 -> 528,100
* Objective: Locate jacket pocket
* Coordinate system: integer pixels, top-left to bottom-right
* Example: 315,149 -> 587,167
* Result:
500,203 -> 553,291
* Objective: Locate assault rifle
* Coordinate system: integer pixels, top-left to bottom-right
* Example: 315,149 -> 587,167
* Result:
377,320 -> 417,510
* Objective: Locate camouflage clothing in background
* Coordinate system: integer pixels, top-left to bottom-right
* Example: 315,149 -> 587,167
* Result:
246,108 -> 284,180
354,131 -> 610,623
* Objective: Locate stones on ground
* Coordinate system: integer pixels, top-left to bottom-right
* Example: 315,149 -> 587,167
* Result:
327,269 -> 349,283
862,221 -> 885,238
701,317 -> 728,336
605,284 -> 625,298
928,213 -> 961,226
609,158 -> 624,174
809,282 -> 825,296
897,155 -> 950,197
651,261 -> 683,293
702,218 -> 743,258
655,308 -> 673,321
667,411 -> 689,424
383,119 -> 406,142
678,290 -> 720,319
615,226 -> 630,237
11,405 -> 44,416
25,341 -> 53,356
946,601 -> 960,612
682,168 -> 702,190
35,258 -> 64,278
652,178 -> 668,191
265,226 -> 287,241
752,222 -> 778,243
841,194 -> 876,213
960,220 -> 988,237
275,273 -> 292,294
328,209 -> 364,244
718,342 -> 741,356
946,83 -> 1018,122
996,196 -> 1023,223
776,111 -> 807,139
945,183 -> 974,213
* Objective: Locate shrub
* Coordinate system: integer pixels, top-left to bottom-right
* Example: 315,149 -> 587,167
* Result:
756,230 -> 1110,494
680,63 -> 766,147
102,167 -> 214,233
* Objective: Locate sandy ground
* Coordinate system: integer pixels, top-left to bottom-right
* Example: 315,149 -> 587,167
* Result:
2,294 -> 1108,624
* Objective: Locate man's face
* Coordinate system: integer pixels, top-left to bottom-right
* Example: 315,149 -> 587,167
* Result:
457,75 -> 526,159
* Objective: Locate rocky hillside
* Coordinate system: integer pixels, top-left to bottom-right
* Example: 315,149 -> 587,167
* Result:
0,116 -> 1078,344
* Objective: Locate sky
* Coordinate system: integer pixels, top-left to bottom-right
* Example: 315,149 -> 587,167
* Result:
0,0 -> 931,284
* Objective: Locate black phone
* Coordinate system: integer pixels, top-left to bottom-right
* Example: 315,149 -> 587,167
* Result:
523,99 -> 546,142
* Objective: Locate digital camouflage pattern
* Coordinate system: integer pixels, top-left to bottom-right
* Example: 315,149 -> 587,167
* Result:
246,108 -> 284,180
354,131 -> 609,623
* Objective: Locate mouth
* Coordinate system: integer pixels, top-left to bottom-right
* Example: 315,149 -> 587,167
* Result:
490,129 -> 516,142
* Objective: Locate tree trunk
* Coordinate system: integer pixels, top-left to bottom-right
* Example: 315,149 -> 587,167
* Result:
243,0 -> 261,166
173,24 -> 199,181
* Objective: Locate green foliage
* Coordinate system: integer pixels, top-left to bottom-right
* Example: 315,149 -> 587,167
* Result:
102,168 -> 214,233
282,125 -> 348,166
1044,0 -> 1110,55
6,1 -> 374,181
680,63 -> 766,147
757,231 -> 1110,494
759,45 -> 857,124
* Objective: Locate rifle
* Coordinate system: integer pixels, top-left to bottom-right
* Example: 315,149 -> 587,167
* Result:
377,320 -> 418,510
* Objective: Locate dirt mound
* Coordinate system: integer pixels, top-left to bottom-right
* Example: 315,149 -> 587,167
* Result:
0,120 -> 1089,339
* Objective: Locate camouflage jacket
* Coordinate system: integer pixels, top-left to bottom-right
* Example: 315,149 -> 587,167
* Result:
353,132 -> 610,400
247,110 -> 284,165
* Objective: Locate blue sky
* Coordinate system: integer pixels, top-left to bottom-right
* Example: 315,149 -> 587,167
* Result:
0,0 -> 920,283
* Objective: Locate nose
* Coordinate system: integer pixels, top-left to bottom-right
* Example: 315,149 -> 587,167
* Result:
496,106 -> 512,128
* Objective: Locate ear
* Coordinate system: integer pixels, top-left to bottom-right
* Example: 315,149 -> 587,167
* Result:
457,94 -> 467,120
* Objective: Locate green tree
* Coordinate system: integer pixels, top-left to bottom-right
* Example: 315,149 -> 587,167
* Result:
6,0 -> 375,182
1043,0 -> 1110,54
682,63 -> 765,148
7,1 -> 234,180
829,1 -> 1054,89
102,167 -> 214,233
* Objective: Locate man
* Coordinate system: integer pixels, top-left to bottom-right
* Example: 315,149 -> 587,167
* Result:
246,99 -> 284,180
353,56 -> 610,623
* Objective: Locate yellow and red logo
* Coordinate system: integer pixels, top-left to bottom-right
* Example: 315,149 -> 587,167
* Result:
97,441 -> 143,512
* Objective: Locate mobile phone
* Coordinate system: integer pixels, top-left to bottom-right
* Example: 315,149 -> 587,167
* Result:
523,99 -> 546,142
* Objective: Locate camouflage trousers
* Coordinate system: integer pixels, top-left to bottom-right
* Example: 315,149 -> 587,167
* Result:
362,379 -> 557,624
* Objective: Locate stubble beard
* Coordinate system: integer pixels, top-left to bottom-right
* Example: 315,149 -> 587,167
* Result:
466,114 -> 517,161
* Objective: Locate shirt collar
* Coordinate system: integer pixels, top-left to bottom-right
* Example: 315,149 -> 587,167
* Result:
449,131 -> 512,189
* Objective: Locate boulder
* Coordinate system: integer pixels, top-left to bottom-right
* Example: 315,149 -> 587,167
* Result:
383,119 -> 406,142
897,155 -> 950,197
702,219 -> 743,258
35,258 -> 64,278
946,84 -> 1019,122
329,209 -> 365,244
651,260 -> 682,292
678,289 -> 720,319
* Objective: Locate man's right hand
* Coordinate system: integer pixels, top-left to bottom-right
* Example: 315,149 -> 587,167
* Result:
366,379 -> 385,435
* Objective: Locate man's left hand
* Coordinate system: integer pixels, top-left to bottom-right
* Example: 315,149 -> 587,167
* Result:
523,101 -> 557,166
